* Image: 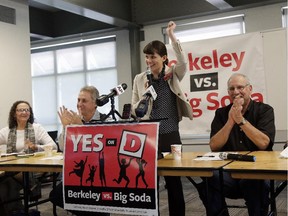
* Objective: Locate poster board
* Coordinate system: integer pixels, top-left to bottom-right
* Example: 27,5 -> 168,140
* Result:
63,122 -> 159,215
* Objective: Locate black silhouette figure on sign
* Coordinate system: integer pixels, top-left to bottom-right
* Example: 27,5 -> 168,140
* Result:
86,164 -> 97,186
113,155 -> 133,188
99,151 -> 107,187
135,158 -> 148,188
69,156 -> 88,186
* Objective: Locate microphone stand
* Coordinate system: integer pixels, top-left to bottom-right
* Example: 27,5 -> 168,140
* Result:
102,96 -> 122,121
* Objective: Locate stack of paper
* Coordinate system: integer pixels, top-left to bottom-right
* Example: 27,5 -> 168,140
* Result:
280,146 -> 288,158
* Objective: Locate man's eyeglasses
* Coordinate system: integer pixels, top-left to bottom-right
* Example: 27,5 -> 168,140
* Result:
16,108 -> 30,113
228,83 -> 250,92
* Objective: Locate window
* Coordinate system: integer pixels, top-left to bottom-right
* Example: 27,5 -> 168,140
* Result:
31,36 -> 117,132
163,15 -> 245,43
282,6 -> 288,28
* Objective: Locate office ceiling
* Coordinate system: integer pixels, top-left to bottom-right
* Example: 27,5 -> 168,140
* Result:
28,0 -> 286,41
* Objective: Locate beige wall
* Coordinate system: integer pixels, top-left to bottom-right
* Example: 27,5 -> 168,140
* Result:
0,0 -> 31,128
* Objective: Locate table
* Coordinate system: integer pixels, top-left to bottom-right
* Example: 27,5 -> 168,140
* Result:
158,152 -> 232,177
223,151 -> 287,180
0,154 -> 63,215
223,151 -> 288,215
158,152 -> 233,216
2,152 -> 229,215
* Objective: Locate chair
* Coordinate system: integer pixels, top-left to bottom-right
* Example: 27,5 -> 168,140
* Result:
48,131 -> 60,152
188,168 -> 287,215
224,145 -> 288,215
268,142 -> 288,216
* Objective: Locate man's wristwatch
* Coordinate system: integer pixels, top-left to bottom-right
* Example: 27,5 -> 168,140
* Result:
238,118 -> 247,126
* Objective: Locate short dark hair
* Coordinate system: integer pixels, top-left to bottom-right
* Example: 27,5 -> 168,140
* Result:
143,40 -> 169,65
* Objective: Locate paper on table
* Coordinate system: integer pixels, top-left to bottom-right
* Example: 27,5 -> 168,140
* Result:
1,152 -> 19,157
40,155 -> 63,160
162,152 -> 170,158
194,152 -> 223,161
280,146 -> 288,158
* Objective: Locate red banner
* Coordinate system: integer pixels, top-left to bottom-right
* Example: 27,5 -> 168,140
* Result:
63,122 -> 159,215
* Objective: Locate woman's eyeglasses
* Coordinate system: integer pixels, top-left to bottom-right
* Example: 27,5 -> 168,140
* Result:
16,108 -> 30,113
228,83 -> 250,92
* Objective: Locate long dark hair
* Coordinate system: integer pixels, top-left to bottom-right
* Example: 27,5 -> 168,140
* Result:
8,100 -> 35,129
143,40 -> 169,65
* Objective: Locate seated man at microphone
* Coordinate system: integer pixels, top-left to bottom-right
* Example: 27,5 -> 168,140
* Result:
49,85 -> 109,216
198,73 -> 275,216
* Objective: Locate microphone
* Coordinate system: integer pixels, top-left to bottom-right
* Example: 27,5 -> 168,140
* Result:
219,152 -> 256,162
135,86 -> 158,118
146,67 -> 152,86
96,83 -> 127,106
135,94 -> 151,118
122,104 -> 135,120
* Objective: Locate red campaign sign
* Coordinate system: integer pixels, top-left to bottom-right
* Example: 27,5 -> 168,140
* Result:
63,122 -> 159,215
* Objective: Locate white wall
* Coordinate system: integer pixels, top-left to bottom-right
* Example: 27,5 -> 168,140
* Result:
0,0 -> 31,128
262,29 -> 287,146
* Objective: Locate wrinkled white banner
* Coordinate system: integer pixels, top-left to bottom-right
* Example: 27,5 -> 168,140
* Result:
167,32 -> 266,136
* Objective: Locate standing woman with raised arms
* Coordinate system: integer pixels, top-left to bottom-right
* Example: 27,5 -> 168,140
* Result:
131,21 -> 193,215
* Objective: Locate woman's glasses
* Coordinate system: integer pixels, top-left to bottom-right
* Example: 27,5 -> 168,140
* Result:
16,108 -> 30,113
